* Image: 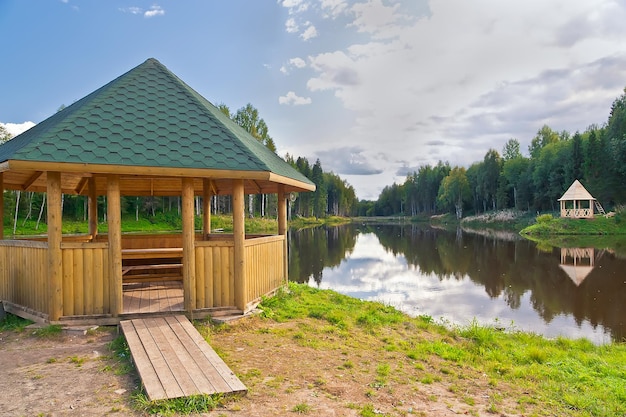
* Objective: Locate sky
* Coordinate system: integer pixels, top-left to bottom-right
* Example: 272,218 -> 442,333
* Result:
1,1 -> 626,200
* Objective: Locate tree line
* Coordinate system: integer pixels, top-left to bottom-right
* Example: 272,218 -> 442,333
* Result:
370,87 -> 626,218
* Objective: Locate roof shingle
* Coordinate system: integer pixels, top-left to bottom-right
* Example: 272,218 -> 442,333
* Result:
0,58 -> 313,189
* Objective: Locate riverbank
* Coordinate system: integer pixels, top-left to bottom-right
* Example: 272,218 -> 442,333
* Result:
3,283 -> 623,416
209,284 -> 625,417
520,212 -> 626,236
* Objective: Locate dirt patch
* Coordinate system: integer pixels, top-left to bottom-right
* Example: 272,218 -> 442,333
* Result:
0,327 -> 140,417
1,317 -> 521,417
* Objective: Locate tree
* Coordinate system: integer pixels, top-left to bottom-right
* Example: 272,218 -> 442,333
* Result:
0,124 -> 12,144
529,125 -> 560,159
502,138 -> 522,161
230,103 -> 278,217
478,149 -> 502,211
501,156 -> 530,210
311,159 -> 326,218
437,166 -> 470,219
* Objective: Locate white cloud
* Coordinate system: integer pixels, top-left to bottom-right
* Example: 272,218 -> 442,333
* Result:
300,22 -> 318,40
1,121 -> 35,137
279,91 -> 312,106
119,6 -> 143,15
281,0 -> 310,14
321,0 -> 349,18
290,57 -> 306,68
285,17 -> 299,33
144,5 -> 165,18
280,57 -> 307,74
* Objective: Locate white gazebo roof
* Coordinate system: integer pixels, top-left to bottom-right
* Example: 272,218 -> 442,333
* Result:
558,180 -> 596,201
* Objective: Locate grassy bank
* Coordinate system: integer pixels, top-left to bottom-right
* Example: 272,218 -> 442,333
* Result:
198,283 -> 626,417
520,213 -> 626,236
4,213 -> 353,237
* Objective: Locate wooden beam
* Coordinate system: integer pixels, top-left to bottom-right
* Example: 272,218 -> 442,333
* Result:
22,171 -> 43,190
202,178 -> 211,236
182,178 -> 196,311
0,173 -> 3,240
232,179 -> 246,311
277,184 -> 288,284
107,175 -> 123,317
75,177 -> 89,195
88,177 -> 98,237
47,171 -> 63,321
249,180 -> 261,194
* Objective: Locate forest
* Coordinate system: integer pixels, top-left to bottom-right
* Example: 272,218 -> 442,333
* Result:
370,87 -> 626,218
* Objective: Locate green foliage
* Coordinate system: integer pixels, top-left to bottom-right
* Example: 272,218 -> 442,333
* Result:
521,215 -> 626,236
0,312 -> 33,331
536,213 -> 553,223
291,402 -> 312,413
32,324 -> 63,338
133,392 -> 223,415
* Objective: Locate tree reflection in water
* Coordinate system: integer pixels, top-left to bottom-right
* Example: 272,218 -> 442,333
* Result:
289,224 -> 626,344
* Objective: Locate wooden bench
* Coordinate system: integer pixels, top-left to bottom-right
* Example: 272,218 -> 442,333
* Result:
122,248 -> 183,283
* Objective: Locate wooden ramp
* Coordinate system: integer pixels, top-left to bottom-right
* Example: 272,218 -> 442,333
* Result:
119,315 -> 247,400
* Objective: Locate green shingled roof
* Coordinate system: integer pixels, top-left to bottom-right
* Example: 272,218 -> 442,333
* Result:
0,58 -> 313,190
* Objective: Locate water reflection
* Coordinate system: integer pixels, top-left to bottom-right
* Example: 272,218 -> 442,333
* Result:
288,224 -> 626,344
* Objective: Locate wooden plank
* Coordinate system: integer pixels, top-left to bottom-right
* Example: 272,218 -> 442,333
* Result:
173,316 -> 247,393
122,264 -> 183,274
122,248 -> 183,259
161,316 -> 220,394
142,317 -> 198,397
131,318 -> 185,399
119,320 -> 167,400
120,316 -> 246,401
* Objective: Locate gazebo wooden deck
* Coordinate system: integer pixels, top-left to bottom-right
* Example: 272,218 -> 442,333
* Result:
0,58 -> 315,325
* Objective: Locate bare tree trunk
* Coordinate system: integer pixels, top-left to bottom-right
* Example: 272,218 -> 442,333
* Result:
36,193 -> 46,230
22,192 -> 34,226
13,191 -> 20,235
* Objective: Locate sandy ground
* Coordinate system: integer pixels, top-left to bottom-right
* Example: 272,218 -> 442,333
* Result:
0,318 -> 518,417
0,326 -> 139,417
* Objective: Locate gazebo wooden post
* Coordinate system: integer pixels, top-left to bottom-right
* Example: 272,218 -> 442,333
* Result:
232,179 -> 246,311
88,177 -> 98,238
47,172 -> 63,321
0,172 -> 4,240
202,178 -> 211,237
182,178 -> 196,312
277,185 -> 288,282
107,175 -> 123,317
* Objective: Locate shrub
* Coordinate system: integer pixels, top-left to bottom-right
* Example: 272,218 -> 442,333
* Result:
536,214 -> 553,223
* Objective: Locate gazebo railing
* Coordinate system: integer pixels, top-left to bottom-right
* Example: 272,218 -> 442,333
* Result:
0,240 -> 48,317
1,232 -> 286,321
561,208 -> 592,218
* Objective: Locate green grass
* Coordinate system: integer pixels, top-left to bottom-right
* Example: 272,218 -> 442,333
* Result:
521,213 -> 626,236
0,312 -> 33,332
5,213 -> 351,237
258,283 -> 626,417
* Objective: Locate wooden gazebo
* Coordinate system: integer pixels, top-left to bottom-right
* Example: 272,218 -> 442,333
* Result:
558,180 -> 599,219
0,58 -> 315,325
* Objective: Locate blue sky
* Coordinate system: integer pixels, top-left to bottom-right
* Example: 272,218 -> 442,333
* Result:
2,1 -> 626,200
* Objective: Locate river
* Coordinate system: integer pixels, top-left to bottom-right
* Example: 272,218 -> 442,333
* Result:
288,223 -> 626,344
